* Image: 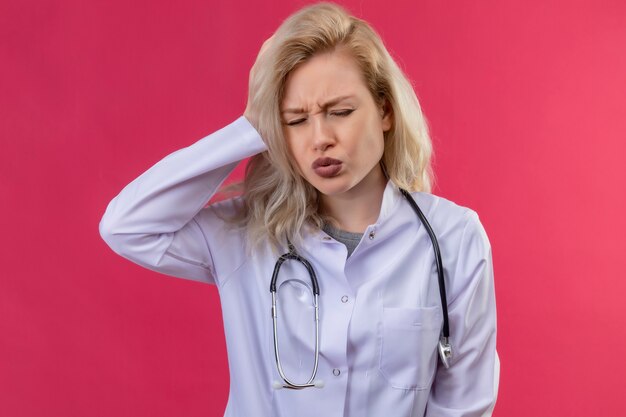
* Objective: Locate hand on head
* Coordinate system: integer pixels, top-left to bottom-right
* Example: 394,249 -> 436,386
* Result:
244,35 -> 274,128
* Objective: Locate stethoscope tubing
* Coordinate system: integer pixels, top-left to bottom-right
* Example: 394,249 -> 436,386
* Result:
270,247 -> 321,389
269,189 -> 452,389
399,188 -> 450,339
271,291 -> 320,389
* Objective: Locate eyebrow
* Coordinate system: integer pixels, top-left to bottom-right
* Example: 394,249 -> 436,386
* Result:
281,95 -> 356,114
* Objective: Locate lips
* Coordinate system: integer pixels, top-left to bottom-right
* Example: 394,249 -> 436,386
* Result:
312,157 -> 342,178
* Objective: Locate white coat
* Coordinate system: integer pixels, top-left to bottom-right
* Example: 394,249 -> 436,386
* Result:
99,116 -> 499,417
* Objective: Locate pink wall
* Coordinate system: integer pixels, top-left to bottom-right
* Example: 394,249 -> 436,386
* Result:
2,1 -> 625,416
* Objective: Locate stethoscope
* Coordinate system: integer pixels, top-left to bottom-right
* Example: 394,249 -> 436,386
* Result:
270,189 -> 451,390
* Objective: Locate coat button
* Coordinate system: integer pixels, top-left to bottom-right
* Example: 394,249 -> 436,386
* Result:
368,231 -> 375,240
341,295 -> 349,303
333,368 -> 341,376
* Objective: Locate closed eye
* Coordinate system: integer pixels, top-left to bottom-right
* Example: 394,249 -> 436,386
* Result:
284,109 -> 354,126
330,109 -> 355,117
285,118 -> 306,126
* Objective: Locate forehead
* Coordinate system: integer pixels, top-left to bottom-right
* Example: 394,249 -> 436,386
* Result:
281,49 -> 370,108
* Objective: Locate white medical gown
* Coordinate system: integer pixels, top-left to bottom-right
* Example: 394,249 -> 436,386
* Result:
99,116 -> 499,417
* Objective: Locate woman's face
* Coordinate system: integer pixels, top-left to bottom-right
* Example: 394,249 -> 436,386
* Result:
281,49 -> 392,199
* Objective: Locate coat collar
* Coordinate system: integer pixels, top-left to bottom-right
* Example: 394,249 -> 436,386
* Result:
378,180 -> 403,224
304,180 -> 403,243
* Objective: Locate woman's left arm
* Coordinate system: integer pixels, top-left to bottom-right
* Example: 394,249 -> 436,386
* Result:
425,210 -> 499,417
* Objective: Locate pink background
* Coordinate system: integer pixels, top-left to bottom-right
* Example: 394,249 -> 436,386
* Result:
2,0 -> 625,416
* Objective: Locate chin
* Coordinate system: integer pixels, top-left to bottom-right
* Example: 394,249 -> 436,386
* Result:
309,177 -> 355,197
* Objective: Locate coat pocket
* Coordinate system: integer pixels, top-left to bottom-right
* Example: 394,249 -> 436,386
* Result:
378,306 -> 441,390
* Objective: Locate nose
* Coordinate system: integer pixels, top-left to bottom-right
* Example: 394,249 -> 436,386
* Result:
311,115 -> 335,152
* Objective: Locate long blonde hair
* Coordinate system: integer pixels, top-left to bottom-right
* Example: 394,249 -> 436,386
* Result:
236,2 -> 433,251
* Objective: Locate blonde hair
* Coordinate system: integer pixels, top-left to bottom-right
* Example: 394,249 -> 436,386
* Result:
236,2 -> 433,250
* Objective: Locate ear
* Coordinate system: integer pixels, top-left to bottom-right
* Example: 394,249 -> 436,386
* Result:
380,99 -> 393,132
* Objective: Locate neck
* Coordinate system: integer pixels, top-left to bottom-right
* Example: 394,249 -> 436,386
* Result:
320,165 -> 387,233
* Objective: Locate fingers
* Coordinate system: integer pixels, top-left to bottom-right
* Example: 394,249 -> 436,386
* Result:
250,35 -> 275,81
259,35 -> 274,55
245,35 -> 276,128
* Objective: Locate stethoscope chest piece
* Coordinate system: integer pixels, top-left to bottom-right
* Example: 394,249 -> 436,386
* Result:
438,336 -> 452,369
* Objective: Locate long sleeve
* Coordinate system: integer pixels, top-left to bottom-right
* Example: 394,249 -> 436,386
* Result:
425,211 -> 499,417
99,116 -> 267,284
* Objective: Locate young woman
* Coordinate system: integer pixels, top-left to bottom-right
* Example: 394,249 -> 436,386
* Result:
100,3 -> 499,416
